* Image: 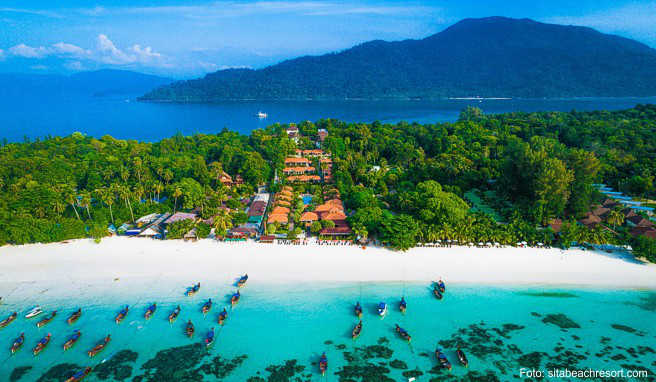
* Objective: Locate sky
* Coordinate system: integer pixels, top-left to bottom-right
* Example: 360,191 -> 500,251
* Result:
1,0 -> 655,79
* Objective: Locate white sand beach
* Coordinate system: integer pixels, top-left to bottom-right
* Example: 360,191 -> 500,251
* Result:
1,237 -> 655,289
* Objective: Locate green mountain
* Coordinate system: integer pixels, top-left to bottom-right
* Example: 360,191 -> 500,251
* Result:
140,17 -> 656,101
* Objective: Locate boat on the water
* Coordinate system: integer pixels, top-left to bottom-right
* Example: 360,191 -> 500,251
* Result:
65,367 -> 92,382
237,274 -> 249,287
36,311 -> 57,327
63,330 -> 81,351
169,306 -> 181,323
231,291 -> 240,305
399,297 -> 407,313
185,320 -> 195,338
433,285 -> 443,300
25,306 -> 43,319
256,111 -> 267,119
0,312 -> 17,328
202,298 -> 212,314
10,333 -> 24,354
205,327 -> 215,348
457,346 -> 468,367
435,348 -> 452,370
33,333 -> 51,356
218,308 -> 228,325
395,324 -> 411,342
352,321 -> 363,339
354,302 -> 363,318
144,303 -> 157,320
186,282 -> 200,297
436,279 -> 446,293
377,302 -> 387,317
115,306 -> 129,324
88,335 -> 110,357
67,309 -> 82,325
319,352 -> 328,375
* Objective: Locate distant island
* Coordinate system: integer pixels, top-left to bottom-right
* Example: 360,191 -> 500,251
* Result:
139,17 -> 656,101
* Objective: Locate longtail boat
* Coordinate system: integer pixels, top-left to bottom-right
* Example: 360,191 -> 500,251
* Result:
205,327 -> 215,348
88,335 -> 111,357
36,311 -> 57,328
435,348 -> 452,370
10,333 -> 24,354
115,306 -> 129,324
230,291 -> 240,306
0,312 -> 17,328
351,321 -> 362,339
67,309 -> 82,325
237,274 -> 249,287
319,352 -> 328,376
377,302 -> 387,317
25,306 -> 43,319
218,308 -> 228,325
144,303 -> 157,320
433,286 -> 443,300
33,333 -> 51,356
354,302 -> 363,318
201,299 -> 212,314
186,282 -> 200,297
169,306 -> 181,324
185,320 -> 195,338
65,367 -> 92,382
63,330 -> 81,351
457,346 -> 468,367
437,279 -> 446,293
399,297 -> 407,314
395,324 -> 411,342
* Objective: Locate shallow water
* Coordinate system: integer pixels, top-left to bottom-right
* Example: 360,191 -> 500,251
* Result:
1,281 -> 655,381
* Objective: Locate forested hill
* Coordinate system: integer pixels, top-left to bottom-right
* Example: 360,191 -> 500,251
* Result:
140,17 -> 656,101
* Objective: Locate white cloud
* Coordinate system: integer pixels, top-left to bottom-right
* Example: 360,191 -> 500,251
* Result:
97,34 -> 134,64
52,42 -> 92,58
9,43 -> 50,58
130,44 -> 162,62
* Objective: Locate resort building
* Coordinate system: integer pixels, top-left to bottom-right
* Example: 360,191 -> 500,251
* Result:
219,171 -> 244,187
163,212 -> 198,225
317,128 -> 328,142
285,125 -> 299,138
299,211 -> 319,226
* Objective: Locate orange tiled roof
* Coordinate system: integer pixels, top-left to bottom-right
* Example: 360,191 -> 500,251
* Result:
321,211 -> 347,221
285,157 -> 310,165
267,214 -> 289,224
300,211 -> 319,222
271,206 -> 290,214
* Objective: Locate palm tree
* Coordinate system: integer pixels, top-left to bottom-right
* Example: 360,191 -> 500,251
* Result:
118,185 -> 135,222
62,184 -> 81,220
98,186 -> 116,225
80,191 -> 92,219
607,210 -> 624,230
211,210 -> 232,238
209,161 -> 224,188
154,182 -> 164,202
172,186 -> 182,213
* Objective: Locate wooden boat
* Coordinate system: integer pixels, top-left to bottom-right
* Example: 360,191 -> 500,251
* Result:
186,282 -> 200,297
399,297 -> 407,313
237,274 -> 248,287
354,302 -> 363,318
25,306 -> 43,319
218,308 -> 228,325
319,352 -> 328,376
65,367 -> 92,382
115,306 -> 129,324
169,306 -> 181,324
88,335 -> 111,357
10,333 -> 24,354
63,330 -> 81,351
201,299 -> 212,314
36,311 -> 57,328
33,333 -> 51,356
0,312 -> 17,328
230,291 -> 240,306
395,324 -> 411,342
377,302 -> 387,317
144,303 -> 157,320
351,321 -> 362,339
205,327 -> 215,348
457,347 -> 468,367
67,309 -> 82,325
435,348 -> 452,370
185,320 -> 195,338
437,279 -> 446,293
433,286 -> 443,300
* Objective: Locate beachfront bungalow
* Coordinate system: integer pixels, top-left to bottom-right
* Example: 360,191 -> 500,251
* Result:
321,211 -> 347,221
299,211 -> 319,226
627,215 -> 654,228
136,213 -> 161,227
139,226 -> 162,239
259,235 -> 276,243
591,206 -> 611,219
163,212 -> 198,225
229,226 -> 258,238
319,226 -> 353,239
579,213 -> 602,228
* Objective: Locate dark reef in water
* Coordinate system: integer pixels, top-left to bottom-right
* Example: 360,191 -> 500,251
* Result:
36,363 -> 82,382
541,313 -> 581,329
10,366 -> 32,382
94,349 -> 138,380
610,323 -> 646,336
626,292 -> 656,312
247,360 -> 306,382
389,359 -> 408,369
518,291 -> 578,298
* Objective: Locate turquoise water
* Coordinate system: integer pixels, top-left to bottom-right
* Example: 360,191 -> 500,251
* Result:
1,282 -> 655,381
302,195 -> 313,205
1,91 -> 655,142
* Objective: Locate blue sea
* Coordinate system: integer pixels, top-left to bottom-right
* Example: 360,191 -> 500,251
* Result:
2,91 -> 656,142
1,282 -> 655,381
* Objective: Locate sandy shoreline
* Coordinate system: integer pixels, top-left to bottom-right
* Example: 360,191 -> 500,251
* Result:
1,237 -> 655,289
